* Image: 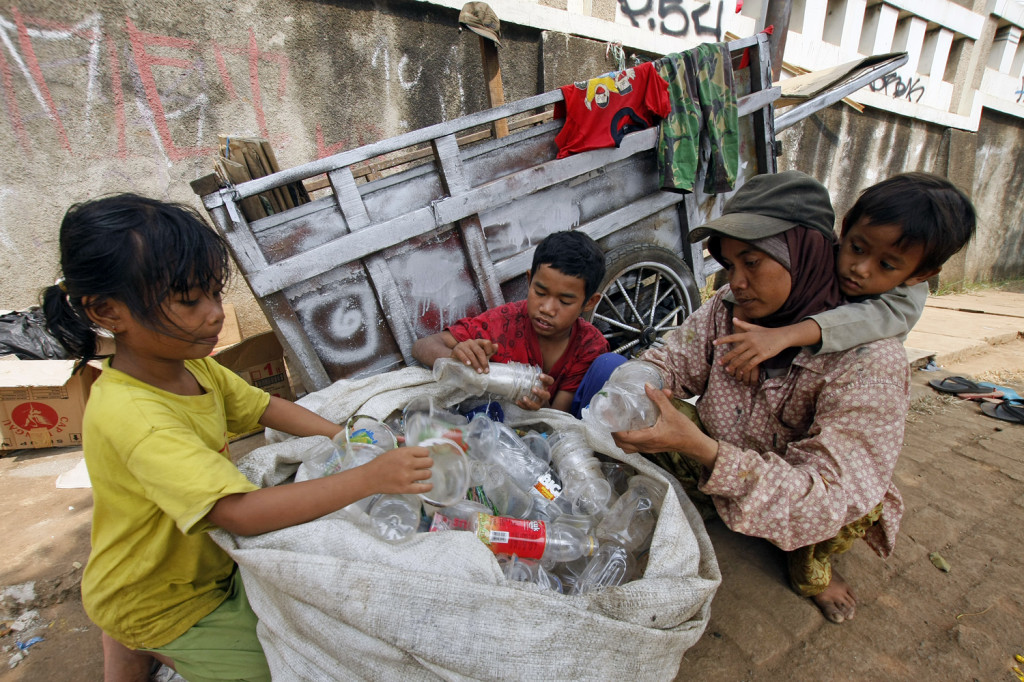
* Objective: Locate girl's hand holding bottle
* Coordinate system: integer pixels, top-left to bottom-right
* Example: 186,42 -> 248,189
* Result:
360,446 -> 434,495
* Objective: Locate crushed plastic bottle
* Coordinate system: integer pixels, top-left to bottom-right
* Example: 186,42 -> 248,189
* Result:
478,465 -> 535,518
499,555 -> 564,593
432,357 -> 544,404
464,417 -> 568,515
570,542 -> 637,595
595,474 -> 667,552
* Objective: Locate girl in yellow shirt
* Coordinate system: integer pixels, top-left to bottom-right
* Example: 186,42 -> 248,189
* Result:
42,194 -> 434,682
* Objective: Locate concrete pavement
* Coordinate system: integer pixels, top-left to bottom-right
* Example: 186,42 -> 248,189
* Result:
906,289 -> 1024,367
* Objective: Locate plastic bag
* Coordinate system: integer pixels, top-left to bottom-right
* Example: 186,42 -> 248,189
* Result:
0,307 -> 70,360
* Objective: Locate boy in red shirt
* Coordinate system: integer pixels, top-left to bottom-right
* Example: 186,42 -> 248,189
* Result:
412,231 -> 609,413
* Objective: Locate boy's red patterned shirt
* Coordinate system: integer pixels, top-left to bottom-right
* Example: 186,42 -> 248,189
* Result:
446,300 -> 609,395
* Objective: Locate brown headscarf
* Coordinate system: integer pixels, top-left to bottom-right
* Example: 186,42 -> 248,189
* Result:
710,225 -> 842,369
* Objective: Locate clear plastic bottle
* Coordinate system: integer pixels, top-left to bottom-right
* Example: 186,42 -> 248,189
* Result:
416,437 -> 472,508
365,494 -> 422,542
468,513 -> 598,563
499,555 -> 564,593
595,474 -> 667,552
582,360 -> 665,432
429,499 -> 492,532
548,431 -> 614,516
479,465 -> 535,518
432,357 -> 544,404
570,542 -> 637,595
464,418 -> 567,514
492,423 -> 566,506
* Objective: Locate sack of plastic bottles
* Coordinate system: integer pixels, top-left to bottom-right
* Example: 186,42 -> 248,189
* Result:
222,366 -> 719,681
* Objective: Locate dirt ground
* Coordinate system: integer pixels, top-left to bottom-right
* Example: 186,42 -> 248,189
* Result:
2,340 -> 1023,681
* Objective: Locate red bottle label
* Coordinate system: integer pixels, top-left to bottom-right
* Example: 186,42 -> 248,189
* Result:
475,514 -> 547,559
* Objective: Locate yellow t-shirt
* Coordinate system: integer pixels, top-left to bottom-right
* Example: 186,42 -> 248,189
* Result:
81,357 -> 271,648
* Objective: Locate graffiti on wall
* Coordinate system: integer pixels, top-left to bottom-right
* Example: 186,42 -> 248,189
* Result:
616,0 -> 724,42
869,72 -> 926,103
0,10 -> 293,161
1016,76 -> 1023,103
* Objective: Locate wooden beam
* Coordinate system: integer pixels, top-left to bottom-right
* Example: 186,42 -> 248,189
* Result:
480,36 -> 509,138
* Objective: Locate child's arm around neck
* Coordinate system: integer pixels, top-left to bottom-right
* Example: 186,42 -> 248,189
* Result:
808,281 -> 928,354
713,283 -> 928,381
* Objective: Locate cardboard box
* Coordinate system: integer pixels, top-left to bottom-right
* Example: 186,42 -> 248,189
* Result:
1,359 -> 100,451
213,331 -> 294,402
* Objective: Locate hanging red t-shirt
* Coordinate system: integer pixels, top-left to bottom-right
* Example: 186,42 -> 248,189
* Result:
446,300 -> 609,395
554,61 -> 670,159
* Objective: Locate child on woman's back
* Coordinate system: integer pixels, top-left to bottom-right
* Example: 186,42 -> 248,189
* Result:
43,194 -> 433,681
714,172 -> 977,378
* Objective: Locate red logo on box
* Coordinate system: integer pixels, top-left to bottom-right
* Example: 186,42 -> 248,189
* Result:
11,402 -> 59,430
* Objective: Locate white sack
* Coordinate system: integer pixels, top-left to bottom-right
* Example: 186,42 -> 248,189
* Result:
215,368 -> 720,680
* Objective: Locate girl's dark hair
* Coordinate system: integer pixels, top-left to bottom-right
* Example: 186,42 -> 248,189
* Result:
840,172 -> 977,275
41,193 -> 229,364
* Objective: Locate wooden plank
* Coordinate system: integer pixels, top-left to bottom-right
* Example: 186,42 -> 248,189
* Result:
247,127 -> 653,297
328,167 -> 368,223
215,157 -> 266,221
263,292 -> 332,392
432,134 -> 470,195
433,126 -> 660,226
361,119 -> 561,197
248,206 -> 436,297
432,133 -> 504,309
330,164 -> 420,366
737,86 -> 781,116
205,194 -> 270,276
299,111 -> 555,193
191,173 -> 223,197
748,33 -> 777,175
480,36 -> 509,138
682,193 -> 708,288
203,196 -> 333,391
236,90 -> 565,199
493,191 -> 682,280
775,53 -> 909,132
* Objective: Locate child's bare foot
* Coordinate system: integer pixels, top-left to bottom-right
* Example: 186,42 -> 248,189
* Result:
811,569 -> 857,623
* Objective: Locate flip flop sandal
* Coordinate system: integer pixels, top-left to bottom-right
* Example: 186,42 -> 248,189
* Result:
928,376 -> 993,394
980,401 -> 1024,424
957,390 -> 1004,401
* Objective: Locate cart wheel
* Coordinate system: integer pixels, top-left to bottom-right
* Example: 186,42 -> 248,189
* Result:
587,245 -> 701,357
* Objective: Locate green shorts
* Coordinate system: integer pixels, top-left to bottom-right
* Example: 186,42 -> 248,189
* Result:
142,571 -> 271,682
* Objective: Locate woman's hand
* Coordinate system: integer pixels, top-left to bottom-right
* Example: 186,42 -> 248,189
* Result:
362,446 -> 434,495
612,385 -> 719,469
516,373 -> 553,411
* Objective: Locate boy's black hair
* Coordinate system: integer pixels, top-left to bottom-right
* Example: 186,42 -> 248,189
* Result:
841,172 -> 977,275
530,230 -> 606,299
41,193 -> 229,364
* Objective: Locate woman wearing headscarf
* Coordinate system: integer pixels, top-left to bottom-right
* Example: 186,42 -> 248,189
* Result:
613,171 -> 911,624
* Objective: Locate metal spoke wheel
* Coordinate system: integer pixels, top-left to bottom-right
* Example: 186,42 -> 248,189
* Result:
588,245 -> 702,357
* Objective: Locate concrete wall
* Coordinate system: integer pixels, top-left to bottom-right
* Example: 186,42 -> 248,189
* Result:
0,0 -> 573,335
3,0 -> 1023,340
778,102 -> 1024,285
